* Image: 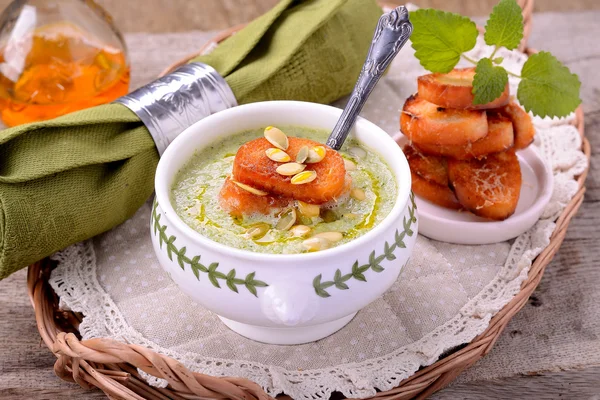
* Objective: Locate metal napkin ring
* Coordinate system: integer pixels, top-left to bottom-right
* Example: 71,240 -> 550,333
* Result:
115,62 -> 237,156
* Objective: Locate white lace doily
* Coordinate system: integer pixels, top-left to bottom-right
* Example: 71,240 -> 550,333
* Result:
49,37 -> 587,400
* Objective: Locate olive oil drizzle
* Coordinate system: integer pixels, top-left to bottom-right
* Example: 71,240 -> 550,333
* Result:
345,169 -> 381,240
192,167 -> 381,245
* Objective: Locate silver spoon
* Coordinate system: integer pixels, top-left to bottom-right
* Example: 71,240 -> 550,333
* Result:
326,6 -> 413,150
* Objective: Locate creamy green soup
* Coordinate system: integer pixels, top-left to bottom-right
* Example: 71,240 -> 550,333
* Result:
171,126 -> 397,254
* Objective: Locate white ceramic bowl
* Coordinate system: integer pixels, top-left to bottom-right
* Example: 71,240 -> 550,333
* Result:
152,101 -> 418,345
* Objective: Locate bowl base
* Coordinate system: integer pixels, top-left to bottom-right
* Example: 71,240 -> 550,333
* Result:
218,313 -> 357,345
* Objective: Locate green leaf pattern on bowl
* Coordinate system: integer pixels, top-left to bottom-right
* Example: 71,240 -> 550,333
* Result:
313,192 -> 417,298
153,192 -> 416,300
151,200 -> 269,297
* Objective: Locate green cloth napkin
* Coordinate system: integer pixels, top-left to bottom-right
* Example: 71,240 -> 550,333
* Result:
0,0 -> 382,280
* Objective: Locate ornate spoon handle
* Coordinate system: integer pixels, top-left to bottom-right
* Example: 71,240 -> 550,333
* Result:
326,6 -> 412,150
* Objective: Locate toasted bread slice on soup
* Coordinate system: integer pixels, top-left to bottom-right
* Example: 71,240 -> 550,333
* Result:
233,137 -> 346,204
497,100 -> 535,150
447,150 -> 521,220
219,177 -> 291,217
401,94 -> 488,146
413,113 -> 514,160
411,171 -> 463,210
417,68 -> 510,110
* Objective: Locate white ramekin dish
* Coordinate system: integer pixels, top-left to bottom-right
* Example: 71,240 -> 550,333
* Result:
152,101 -> 418,345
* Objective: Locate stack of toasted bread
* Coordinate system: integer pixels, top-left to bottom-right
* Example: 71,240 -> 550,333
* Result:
400,68 -> 535,221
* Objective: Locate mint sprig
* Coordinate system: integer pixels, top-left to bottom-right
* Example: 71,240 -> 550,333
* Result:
409,0 -> 581,118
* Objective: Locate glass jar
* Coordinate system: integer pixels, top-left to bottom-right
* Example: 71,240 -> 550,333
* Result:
0,0 -> 130,126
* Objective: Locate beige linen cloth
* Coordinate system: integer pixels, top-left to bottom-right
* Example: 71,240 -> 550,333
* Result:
49,32 -> 588,400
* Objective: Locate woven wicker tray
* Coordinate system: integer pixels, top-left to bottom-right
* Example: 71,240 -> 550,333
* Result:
26,1 -> 592,399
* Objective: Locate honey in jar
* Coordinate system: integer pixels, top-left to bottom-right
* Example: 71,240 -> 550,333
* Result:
0,1 -> 129,126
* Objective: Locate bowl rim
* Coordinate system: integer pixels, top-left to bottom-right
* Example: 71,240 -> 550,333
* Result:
155,100 -> 412,262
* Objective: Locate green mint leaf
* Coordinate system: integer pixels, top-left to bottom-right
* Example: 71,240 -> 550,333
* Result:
517,51 -> 581,118
473,58 -> 508,105
493,56 -> 504,64
484,0 -> 524,50
410,9 -> 478,73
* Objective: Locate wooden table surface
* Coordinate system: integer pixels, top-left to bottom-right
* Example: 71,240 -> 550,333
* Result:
1,4 -> 599,400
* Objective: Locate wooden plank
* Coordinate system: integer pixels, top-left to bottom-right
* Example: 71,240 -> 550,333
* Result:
432,366 -> 600,399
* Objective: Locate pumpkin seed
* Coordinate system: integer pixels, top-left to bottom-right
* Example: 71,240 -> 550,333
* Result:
244,223 -> 270,239
290,225 -> 311,237
313,231 -> 343,242
344,159 -> 357,171
255,232 -> 277,244
275,208 -> 296,231
296,146 -> 309,163
321,209 -> 339,223
348,146 -> 367,159
276,162 -> 306,176
297,200 -> 320,218
291,170 -> 317,184
305,146 -> 326,163
231,179 -> 267,196
302,237 -> 331,252
350,188 -> 366,201
264,126 -> 289,150
265,148 -> 291,163
298,215 -> 314,226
